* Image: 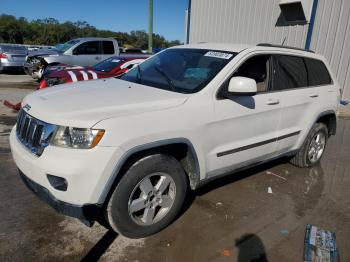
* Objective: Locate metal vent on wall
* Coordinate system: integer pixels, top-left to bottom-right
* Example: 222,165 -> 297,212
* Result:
279,0 -> 313,24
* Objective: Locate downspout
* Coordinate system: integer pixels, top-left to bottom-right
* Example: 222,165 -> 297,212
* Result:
186,0 -> 192,44
305,0 -> 319,50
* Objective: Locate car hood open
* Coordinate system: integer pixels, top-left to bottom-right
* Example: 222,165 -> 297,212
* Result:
21,78 -> 189,127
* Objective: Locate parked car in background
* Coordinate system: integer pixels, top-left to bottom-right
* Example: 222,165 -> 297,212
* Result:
0,44 -> 27,72
24,48 -> 64,78
24,37 -> 120,79
39,55 -> 149,88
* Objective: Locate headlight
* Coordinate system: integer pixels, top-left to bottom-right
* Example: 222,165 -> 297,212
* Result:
51,126 -> 105,149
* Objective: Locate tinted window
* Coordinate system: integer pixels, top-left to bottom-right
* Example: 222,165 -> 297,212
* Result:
0,45 -> 27,52
304,58 -> 332,86
272,55 -> 308,91
232,55 -> 271,92
102,41 -> 115,54
75,41 -> 100,55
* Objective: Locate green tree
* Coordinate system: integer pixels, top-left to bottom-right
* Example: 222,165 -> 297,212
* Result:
0,14 -> 183,49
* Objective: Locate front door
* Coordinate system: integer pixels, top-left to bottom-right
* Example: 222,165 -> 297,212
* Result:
207,54 -> 282,175
73,41 -> 102,66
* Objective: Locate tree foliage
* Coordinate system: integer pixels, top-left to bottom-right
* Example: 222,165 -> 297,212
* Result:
0,14 -> 182,48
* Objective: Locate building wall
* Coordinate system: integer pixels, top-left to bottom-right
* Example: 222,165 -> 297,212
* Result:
189,0 -> 350,100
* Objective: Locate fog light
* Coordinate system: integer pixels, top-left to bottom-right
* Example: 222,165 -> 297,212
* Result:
47,174 -> 68,191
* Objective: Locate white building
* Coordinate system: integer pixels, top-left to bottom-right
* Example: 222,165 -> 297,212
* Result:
186,0 -> 350,100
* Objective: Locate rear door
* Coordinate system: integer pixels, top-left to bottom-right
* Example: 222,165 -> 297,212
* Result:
72,41 -> 102,66
273,55 -> 333,153
100,40 -> 116,61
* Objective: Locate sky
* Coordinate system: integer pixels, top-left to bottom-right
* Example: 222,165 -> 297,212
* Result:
1,0 -> 189,41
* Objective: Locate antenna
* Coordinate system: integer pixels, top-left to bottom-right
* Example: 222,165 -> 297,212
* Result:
282,36 -> 287,46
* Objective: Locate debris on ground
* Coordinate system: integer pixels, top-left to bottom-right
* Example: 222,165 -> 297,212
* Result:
215,202 -> 223,207
304,224 -> 339,262
340,100 -> 349,106
267,187 -> 273,194
280,229 -> 289,236
266,170 -> 287,181
220,249 -> 232,257
3,100 -> 21,111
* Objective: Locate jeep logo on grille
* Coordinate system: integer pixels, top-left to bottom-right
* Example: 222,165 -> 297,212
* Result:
23,104 -> 31,111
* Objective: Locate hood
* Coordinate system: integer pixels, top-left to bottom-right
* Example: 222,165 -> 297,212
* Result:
22,78 -> 189,127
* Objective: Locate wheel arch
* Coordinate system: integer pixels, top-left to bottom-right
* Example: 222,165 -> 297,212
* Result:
315,110 -> 337,136
98,138 -> 201,205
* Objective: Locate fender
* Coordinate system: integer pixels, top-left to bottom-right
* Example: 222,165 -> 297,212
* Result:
98,138 -> 201,204
313,109 -> 337,135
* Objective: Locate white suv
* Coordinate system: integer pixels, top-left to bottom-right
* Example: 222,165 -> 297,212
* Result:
10,43 -> 340,238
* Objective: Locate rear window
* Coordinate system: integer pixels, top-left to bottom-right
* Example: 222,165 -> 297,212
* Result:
102,41 -> 115,54
0,45 -> 27,52
304,58 -> 332,86
272,55 -> 308,91
93,57 -> 126,72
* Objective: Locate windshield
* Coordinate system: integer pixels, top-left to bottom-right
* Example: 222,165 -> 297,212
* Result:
120,48 -> 237,93
57,39 -> 80,52
93,57 -> 126,72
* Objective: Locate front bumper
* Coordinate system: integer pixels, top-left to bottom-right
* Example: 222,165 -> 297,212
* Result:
10,126 -> 125,205
19,169 -> 100,226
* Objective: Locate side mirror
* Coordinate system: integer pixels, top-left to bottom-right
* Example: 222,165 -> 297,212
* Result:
72,49 -> 78,55
227,77 -> 257,96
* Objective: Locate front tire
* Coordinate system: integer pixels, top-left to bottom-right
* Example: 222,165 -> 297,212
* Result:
290,123 -> 328,167
106,154 -> 188,238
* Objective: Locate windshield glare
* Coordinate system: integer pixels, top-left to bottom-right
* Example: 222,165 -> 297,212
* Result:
120,48 -> 236,93
93,57 -> 125,72
57,39 -> 80,52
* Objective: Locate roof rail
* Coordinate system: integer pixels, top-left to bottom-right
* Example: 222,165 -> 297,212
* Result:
257,43 -> 315,53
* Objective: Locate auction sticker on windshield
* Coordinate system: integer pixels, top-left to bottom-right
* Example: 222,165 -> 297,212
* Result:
204,51 -> 233,59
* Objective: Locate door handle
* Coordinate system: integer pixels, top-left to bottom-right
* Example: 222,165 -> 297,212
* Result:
309,93 -> 319,98
95,56 -> 100,60
266,98 -> 280,105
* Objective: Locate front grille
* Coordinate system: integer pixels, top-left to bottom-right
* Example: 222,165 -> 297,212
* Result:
16,109 -> 56,156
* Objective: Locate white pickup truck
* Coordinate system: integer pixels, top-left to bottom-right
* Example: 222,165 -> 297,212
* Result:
10,43 -> 340,238
24,37 -> 120,79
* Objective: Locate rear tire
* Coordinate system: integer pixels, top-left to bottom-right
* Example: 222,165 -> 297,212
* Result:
290,123 -> 328,167
105,154 -> 188,238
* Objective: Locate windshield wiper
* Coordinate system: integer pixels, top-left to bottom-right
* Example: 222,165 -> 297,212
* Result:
154,65 -> 175,91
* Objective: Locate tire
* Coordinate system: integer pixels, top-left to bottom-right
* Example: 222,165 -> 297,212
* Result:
290,123 -> 328,168
106,154 -> 188,238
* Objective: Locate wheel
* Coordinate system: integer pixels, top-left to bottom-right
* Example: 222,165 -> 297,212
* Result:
290,123 -> 328,167
106,154 -> 188,238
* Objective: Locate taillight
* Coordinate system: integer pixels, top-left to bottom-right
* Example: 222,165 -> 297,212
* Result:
0,53 -> 7,58
39,79 -> 47,89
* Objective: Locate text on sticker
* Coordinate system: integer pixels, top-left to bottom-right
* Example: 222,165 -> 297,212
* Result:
204,51 -> 233,59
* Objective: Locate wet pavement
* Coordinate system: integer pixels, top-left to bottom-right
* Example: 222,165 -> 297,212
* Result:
0,77 -> 350,261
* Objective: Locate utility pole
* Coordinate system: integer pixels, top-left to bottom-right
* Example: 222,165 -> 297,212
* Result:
148,0 -> 153,53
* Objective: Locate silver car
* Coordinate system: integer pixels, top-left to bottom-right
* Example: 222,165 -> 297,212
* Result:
0,44 -> 27,72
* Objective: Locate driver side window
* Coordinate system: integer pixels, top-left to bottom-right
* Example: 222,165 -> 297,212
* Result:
74,41 -> 100,55
232,55 -> 271,93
